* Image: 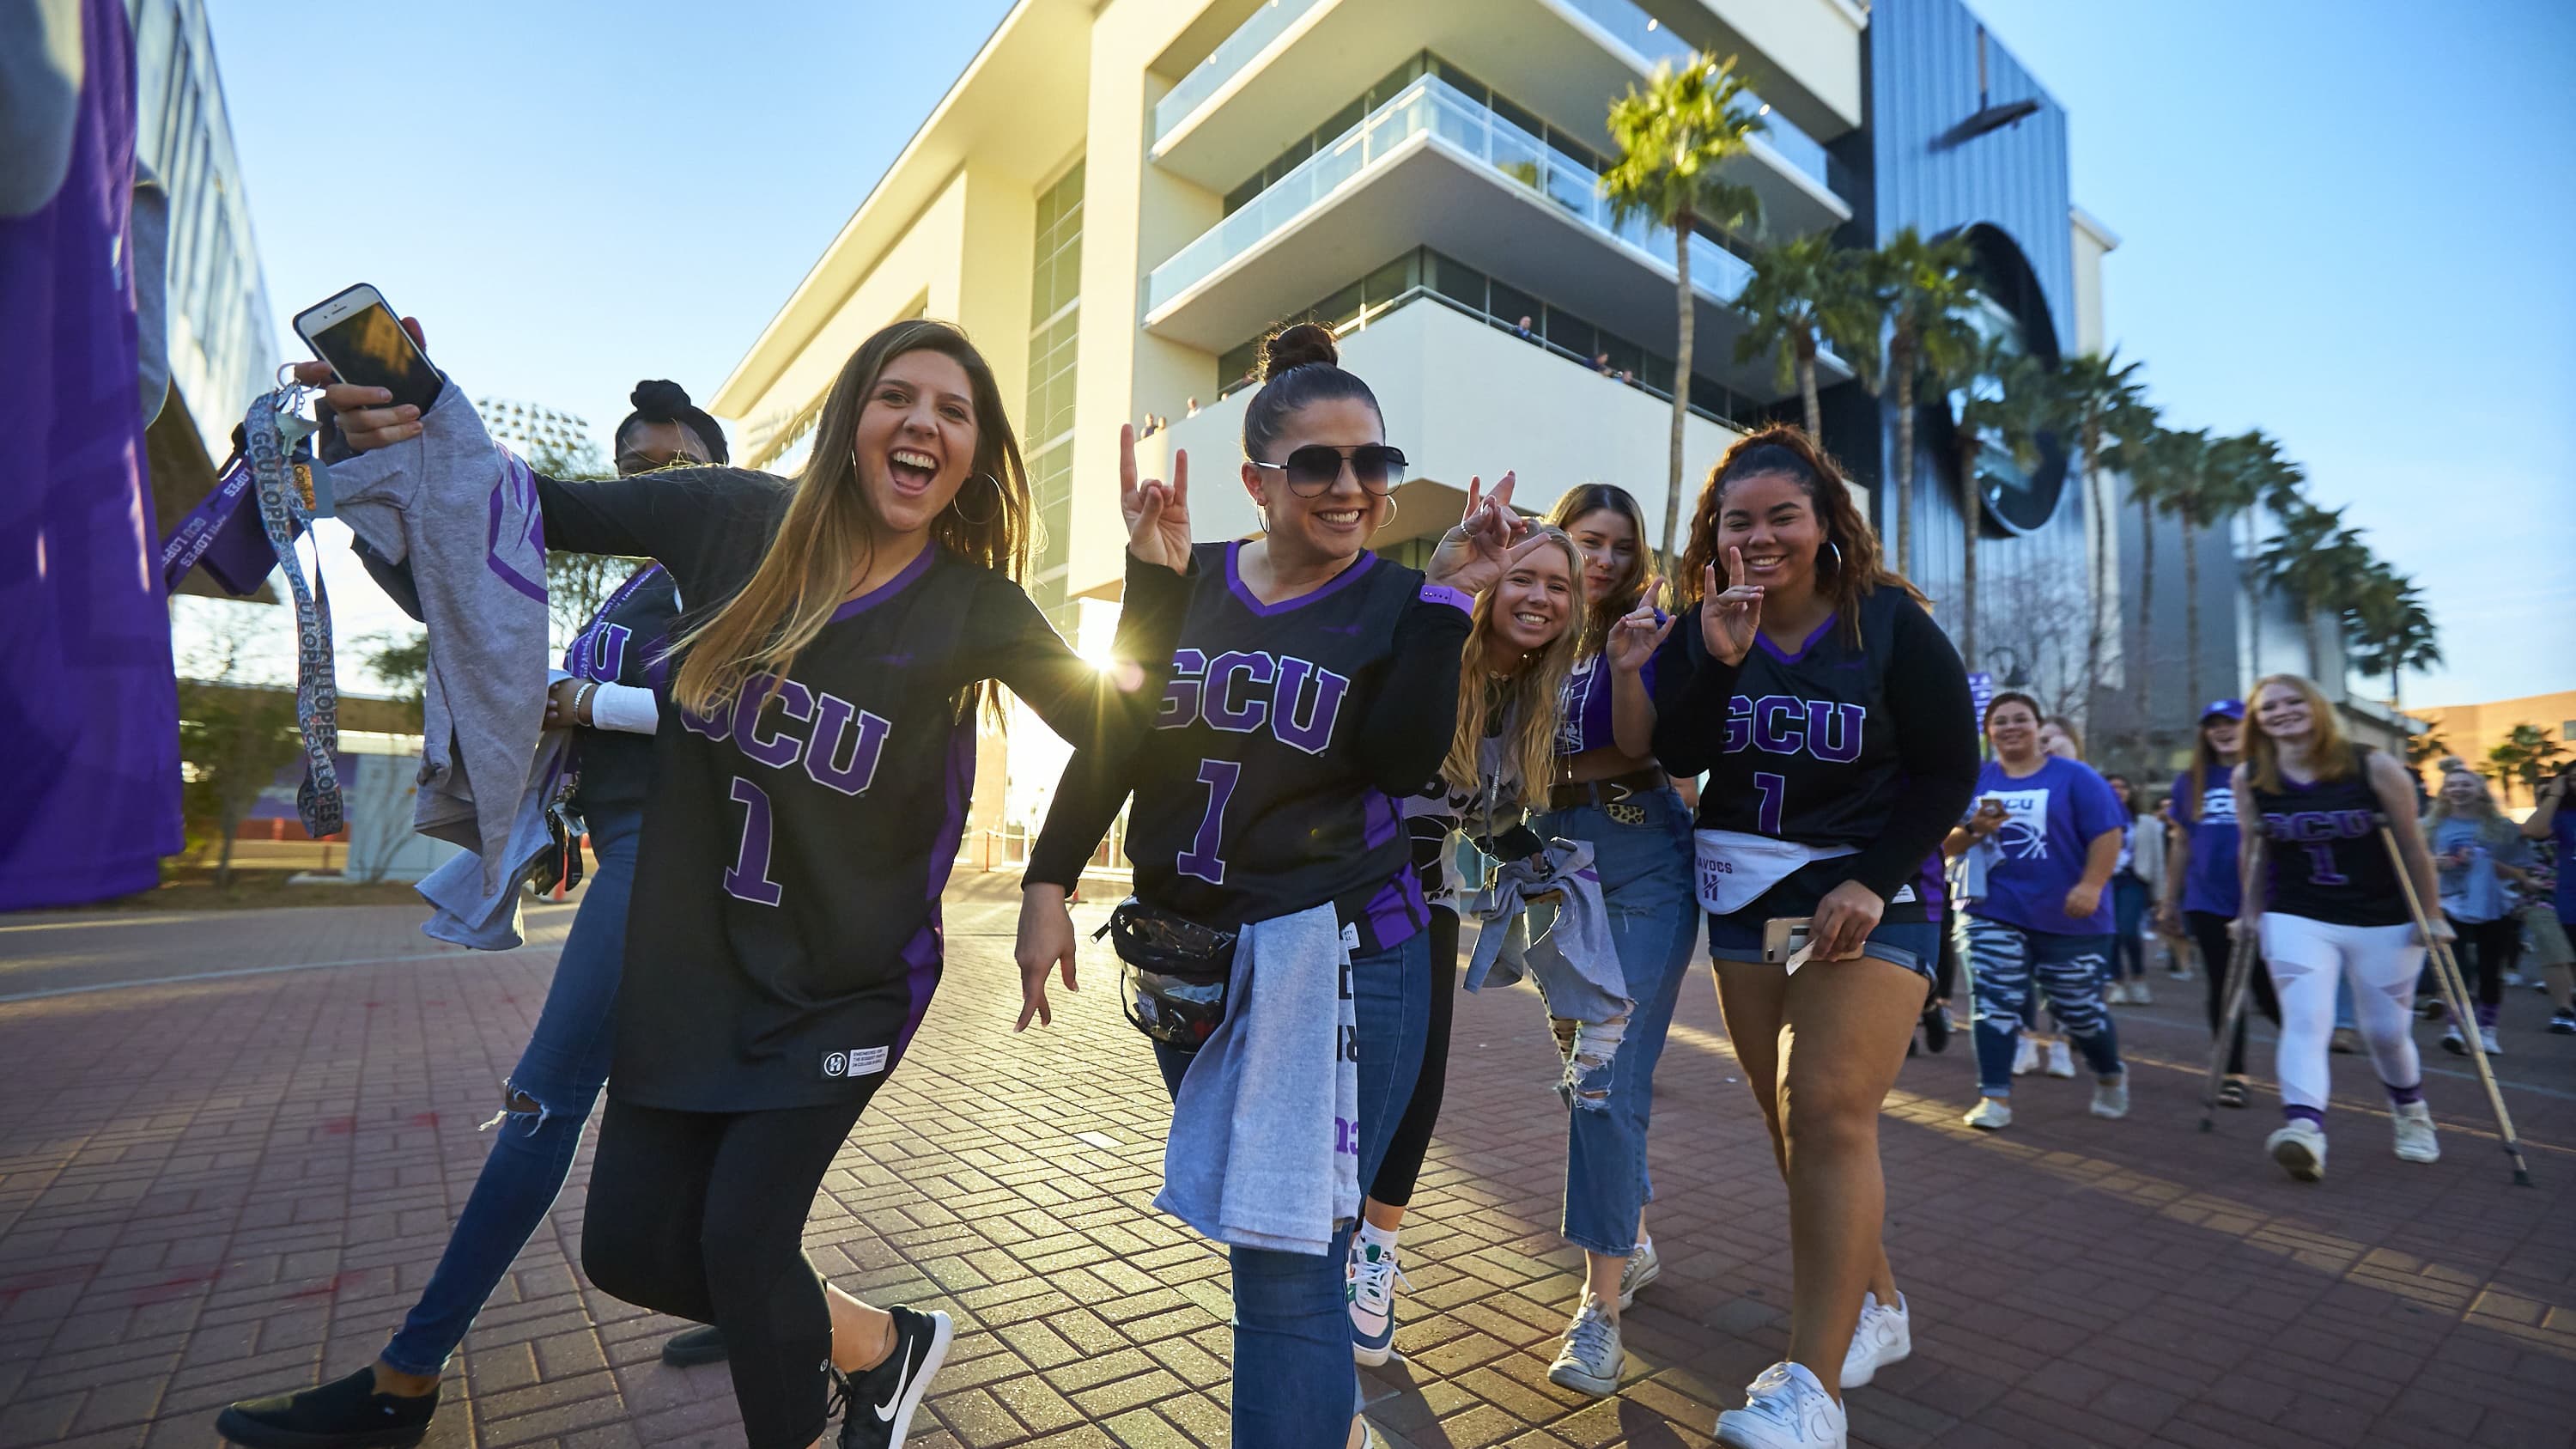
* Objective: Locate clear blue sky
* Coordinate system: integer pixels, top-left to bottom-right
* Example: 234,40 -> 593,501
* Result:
200,0 -> 2573,706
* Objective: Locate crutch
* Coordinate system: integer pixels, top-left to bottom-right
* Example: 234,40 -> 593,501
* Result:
2198,834 -> 2269,1132
2379,824 -> 2533,1186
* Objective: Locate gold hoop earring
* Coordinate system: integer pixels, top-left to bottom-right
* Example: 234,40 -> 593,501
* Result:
949,472 -> 1001,526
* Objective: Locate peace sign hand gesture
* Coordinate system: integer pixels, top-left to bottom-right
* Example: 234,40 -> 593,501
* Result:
1425,472 -> 1532,594
1607,575 -> 1674,674
1698,547 -> 1765,666
1119,423 -> 1193,574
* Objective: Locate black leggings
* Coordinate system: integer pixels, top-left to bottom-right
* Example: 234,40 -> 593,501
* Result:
2446,914 -> 2518,1011
1369,907 -> 1459,1209
582,1092 -> 875,1449
2189,910 -> 2280,1077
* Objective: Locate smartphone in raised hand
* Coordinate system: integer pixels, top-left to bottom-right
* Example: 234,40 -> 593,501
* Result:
293,283 -> 440,411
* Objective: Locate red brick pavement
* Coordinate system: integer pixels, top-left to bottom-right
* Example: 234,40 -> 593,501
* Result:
3,880 -> 2573,1448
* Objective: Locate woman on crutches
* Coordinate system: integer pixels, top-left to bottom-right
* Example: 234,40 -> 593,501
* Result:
2237,674 -> 2448,1182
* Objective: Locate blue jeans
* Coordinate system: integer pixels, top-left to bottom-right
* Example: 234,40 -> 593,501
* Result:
1154,928 -> 1427,1449
1532,789 -> 1698,1257
2109,874 -> 2148,982
380,802 -> 641,1376
1967,917 -> 2123,1097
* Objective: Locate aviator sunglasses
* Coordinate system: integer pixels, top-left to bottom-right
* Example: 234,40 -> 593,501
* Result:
1250,442 -> 1408,497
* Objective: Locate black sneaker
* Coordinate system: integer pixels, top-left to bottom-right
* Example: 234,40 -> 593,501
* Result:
2551,1010 -> 2576,1036
659,1324 -> 729,1367
1923,1002 -> 1954,1055
215,1367 -> 437,1448
830,1306 -> 952,1449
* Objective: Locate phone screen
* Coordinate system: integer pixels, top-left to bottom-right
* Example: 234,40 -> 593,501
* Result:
307,302 -> 440,411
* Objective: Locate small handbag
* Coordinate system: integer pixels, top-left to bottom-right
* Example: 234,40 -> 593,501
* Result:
1098,897 -> 1238,1053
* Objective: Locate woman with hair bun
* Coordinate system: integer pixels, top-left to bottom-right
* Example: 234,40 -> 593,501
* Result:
1650,426 -> 1979,1449
1019,322 -> 1534,1449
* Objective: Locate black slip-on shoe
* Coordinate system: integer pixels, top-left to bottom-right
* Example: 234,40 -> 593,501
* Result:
215,1367 -> 437,1449
659,1324 -> 730,1367
832,1305 -> 953,1449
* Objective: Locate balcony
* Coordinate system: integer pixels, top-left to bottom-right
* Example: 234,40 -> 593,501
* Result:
1149,0 -> 1848,237
1144,74 -> 1847,404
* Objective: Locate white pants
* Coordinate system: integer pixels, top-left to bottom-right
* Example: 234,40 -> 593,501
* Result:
2260,914 -> 2424,1117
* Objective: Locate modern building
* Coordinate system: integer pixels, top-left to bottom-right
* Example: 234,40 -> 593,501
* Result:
2409,690 -> 2576,805
129,0 -> 283,597
714,0 -> 2113,841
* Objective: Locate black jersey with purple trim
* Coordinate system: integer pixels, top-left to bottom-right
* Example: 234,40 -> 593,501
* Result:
529,467 -> 1188,1111
2251,746 -> 2407,928
1030,540 -> 1473,953
563,563 -> 678,809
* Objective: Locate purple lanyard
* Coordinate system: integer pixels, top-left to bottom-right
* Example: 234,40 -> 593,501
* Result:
158,454 -> 255,590
564,563 -> 667,679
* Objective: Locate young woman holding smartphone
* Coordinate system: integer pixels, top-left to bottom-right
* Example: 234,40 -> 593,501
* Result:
1649,427 -> 1978,1449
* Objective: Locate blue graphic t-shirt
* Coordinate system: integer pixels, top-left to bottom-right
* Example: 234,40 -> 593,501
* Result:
2169,773 -> 2243,918
2429,818 -> 2530,924
1965,755 -> 2126,935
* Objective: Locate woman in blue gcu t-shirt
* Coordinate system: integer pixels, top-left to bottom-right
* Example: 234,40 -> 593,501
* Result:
1947,691 -> 2131,1130
2160,699 -> 2278,1108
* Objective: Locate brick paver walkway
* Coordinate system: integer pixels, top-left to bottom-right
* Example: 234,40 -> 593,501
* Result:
3,880 -> 2573,1448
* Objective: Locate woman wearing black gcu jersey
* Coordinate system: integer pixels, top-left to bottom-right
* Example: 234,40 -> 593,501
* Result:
216,381 -> 731,1449
318,318 -> 1194,1449
2237,673 -> 2447,1183
1352,525 -> 1584,1369
1018,323 -> 1532,1449
1649,428 -> 1978,1449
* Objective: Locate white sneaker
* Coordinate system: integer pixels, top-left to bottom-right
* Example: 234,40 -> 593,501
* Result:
2267,1119 -> 2327,1182
1618,1236 -> 1661,1311
1716,1361 -> 1847,1448
2481,1026 -> 2504,1056
2090,1075 -> 2129,1119
1962,1098 -> 2012,1130
1839,1291 -> 1911,1389
1545,1294 -> 1623,1397
2045,1040 -> 2077,1078
2128,981 -> 2153,1004
2012,1036 -> 2040,1075
2441,1024 -> 2467,1056
1346,1236 -> 1403,1367
2391,1102 -> 2440,1163
2103,981 -> 2128,1004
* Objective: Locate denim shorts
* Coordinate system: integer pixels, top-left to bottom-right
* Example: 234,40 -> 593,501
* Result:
1706,858 -> 1941,986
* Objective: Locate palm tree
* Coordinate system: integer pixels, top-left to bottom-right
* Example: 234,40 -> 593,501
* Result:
2106,421 -> 2197,725
2342,563 -> 2440,711
2224,430 -> 2306,679
1735,231 -> 1878,437
1954,339 -> 2048,676
1859,228 -> 1980,576
1603,52 -> 1765,574
2485,724 -> 2561,807
2187,431 -> 2272,711
2254,501 -> 2368,679
2032,350 -> 2148,700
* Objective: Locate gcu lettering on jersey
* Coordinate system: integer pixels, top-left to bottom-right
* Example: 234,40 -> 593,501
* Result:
1725,695 -> 1867,762
680,673 -> 896,798
2261,808 -> 2376,843
1157,647 -> 1352,754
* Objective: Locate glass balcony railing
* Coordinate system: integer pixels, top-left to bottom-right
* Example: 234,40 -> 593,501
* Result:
1558,0 -> 1835,193
1153,0 -> 1325,141
1147,74 -> 1754,314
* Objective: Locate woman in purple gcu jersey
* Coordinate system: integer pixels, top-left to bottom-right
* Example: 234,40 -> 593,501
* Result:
1948,692 -> 2132,1132
1649,428 -> 1979,1449
2160,700 -> 2277,1108
1526,484 -> 1700,1397
2239,674 -> 2447,1182
313,319 -> 1194,1449
214,385 -> 732,1448
1017,324 -> 1529,1449
1351,526 -> 1584,1369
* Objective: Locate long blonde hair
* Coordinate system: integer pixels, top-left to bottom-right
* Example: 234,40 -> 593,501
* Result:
667,320 -> 1030,723
1546,483 -> 1651,654
1443,527 -> 1583,801
2427,769 -> 2513,843
2244,673 -> 2355,794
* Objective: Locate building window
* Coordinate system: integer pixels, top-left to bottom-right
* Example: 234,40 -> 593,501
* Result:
1025,160 -> 1084,609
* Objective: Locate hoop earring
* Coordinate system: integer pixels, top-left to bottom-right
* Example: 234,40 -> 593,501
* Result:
948,472 -> 1001,526
1823,539 -> 1844,573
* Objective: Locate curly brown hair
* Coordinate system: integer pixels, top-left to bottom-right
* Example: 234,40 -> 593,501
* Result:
1676,423 -> 1921,649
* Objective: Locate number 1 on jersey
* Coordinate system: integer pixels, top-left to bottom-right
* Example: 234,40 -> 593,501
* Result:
1176,758 -> 1242,885
1753,771 -> 1787,837
724,776 -> 785,905
2301,841 -> 2348,887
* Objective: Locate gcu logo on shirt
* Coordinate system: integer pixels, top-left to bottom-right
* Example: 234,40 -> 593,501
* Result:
2261,808 -> 2374,843
576,623 -> 629,682
681,673 -> 895,797
1157,648 -> 1352,755
1724,694 -> 1866,763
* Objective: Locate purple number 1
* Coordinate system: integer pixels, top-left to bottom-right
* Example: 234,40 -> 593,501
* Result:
1176,758 -> 1242,885
2302,842 -> 2348,887
1753,771 -> 1787,837
724,776 -> 784,905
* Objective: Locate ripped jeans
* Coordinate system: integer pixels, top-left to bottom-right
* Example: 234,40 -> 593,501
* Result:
379,801 -> 641,1377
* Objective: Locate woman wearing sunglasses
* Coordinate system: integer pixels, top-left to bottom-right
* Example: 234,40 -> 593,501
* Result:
1017,323 -> 1534,1449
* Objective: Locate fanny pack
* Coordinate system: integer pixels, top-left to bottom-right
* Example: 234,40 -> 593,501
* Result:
1693,829 -> 1856,916
1098,898 -> 1238,1053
